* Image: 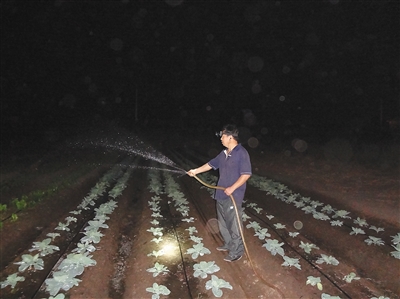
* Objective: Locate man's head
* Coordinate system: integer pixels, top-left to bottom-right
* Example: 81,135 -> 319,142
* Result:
217,124 -> 239,142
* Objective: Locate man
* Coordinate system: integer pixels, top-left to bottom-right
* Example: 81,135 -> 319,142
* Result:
187,124 -> 252,262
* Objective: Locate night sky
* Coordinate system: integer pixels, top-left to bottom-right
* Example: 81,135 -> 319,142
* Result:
1,0 -> 399,149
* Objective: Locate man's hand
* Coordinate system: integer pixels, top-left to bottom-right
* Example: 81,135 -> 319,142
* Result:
187,169 -> 197,177
224,186 -> 235,196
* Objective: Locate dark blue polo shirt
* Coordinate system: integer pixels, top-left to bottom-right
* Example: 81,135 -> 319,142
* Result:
208,144 -> 252,204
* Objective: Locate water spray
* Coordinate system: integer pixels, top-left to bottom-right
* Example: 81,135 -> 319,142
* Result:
190,174 -> 284,298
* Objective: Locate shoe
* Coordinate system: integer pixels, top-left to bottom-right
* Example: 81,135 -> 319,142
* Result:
216,246 -> 229,252
224,254 -> 242,262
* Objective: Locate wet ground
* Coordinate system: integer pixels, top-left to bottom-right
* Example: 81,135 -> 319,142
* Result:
0,133 -> 399,299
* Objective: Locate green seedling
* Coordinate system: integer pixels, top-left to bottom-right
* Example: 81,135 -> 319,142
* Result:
0,203 -> 7,212
11,213 -> 18,222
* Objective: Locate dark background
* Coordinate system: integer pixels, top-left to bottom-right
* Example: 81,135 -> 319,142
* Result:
1,0 -> 399,152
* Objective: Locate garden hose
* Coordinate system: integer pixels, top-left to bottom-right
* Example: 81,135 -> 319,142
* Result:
192,175 -> 284,299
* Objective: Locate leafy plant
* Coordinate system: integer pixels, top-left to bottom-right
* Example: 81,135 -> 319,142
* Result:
186,243 -> 211,259
390,243 -> 400,259
350,227 -> 365,235
29,238 -> 60,256
254,228 -> 271,240
281,256 -> 301,270
343,272 -> 360,283
330,220 -> 343,227
185,226 -> 198,234
312,212 -> 330,221
316,254 -> 339,266
193,261 -> 220,279
13,197 -> 27,210
299,241 -> 319,254
321,293 -> 342,299
147,227 -> 164,237
391,233 -> 400,244
364,236 -> 384,246
146,282 -> 171,299
1,273 -> 25,289
274,223 -> 286,229
353,217 -> 368,227
57,253 -> 96,277
14,254 -> 44,272
45,270 -> 82,296
0,203 -> 7,212
146,262 -> 169,277
333,210 -> 351,219
46,233 -> 60,240
11,213 -> 18,222
262,239 -> 285,256
72,242 -> 96,253
190,235 -> 203,243
55,222 -> 70,231
151,237 -> 163,244
147,250 -> 165,258
369,226 -> 384,233
80,230 -> 104,244
306,276 -> 323,290
246,221 -> 261,231
182,217 -> 194,223
205,275 -> 233,297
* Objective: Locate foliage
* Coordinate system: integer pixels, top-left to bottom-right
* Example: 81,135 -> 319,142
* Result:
390,243 -> 400,259
57,253 -> 96,277
333,210 -> 351,219
246,221 -> 261,231
343,272 -> 360,283
254,228 -> 271,240
80,230 -> 104,243
1,273 -> 25,289
14,254 -> 44,272
330,220 -> 343,227
45,271 -> 81,296
147,250 -> 165,258
146,282 -> 171,299
262,239 -> 285,256
364,236 -> 384,246
316,254 -> 339,266
186,243 -> 211,259
369,226 -> 384,233
193,261 -> 220,279
205,275 -> 233,297
147,227 -> 164,237
350,227 -> 365,235
353,217 -> 368,227
55,222 -> 70,231
0,203 -> 7,212
391,233 -> 400,244
274,223 -> 286,229
299,241 -> 320,254
281,256 -> 301,270
321,293 -> 342,299
146,262 -> 169,277
12,197 -> 27,210
29,238 -> 60,256
306,276 -> 323,290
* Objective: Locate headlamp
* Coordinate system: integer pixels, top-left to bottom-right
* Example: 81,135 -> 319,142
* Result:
215,131 -> 223,137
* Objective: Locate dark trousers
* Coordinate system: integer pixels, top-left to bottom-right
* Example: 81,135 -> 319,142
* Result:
216,198 -> 244,256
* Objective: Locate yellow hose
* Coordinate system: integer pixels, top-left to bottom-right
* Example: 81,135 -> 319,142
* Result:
192,174 -> 284,298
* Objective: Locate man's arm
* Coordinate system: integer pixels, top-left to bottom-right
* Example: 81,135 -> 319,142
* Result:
224,174 -> 251,196
187,163 -> 212,177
